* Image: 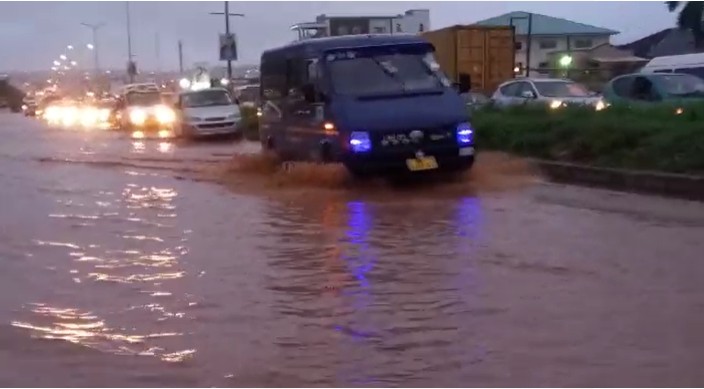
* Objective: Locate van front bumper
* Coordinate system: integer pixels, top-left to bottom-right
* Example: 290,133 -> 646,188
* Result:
341,145 -> 476,175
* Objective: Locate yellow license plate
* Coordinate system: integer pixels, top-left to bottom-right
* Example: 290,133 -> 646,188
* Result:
406,156 -> 438,171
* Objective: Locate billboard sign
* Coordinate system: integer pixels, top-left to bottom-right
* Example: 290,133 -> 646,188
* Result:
219,33 -> 238,61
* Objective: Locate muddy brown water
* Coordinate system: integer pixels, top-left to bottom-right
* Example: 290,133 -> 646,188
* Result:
2,112 -> 704,386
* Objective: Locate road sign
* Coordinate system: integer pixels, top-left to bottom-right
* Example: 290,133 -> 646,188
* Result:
219,33 -> 238,61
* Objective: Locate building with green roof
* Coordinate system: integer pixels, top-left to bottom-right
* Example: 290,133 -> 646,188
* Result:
474,11 -> 619,76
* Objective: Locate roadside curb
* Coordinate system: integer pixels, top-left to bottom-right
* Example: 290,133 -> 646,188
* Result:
531,159 -> 704,202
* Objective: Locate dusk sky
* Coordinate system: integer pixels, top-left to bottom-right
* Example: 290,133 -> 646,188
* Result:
0,1 -> 679,73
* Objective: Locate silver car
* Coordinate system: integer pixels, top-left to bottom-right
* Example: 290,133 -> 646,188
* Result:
491,77 -> 607,110
175,88 -> 242,139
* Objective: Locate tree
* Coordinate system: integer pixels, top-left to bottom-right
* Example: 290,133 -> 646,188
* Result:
666,1 -> 704,48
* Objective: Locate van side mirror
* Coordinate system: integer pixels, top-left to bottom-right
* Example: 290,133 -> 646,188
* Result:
457,73 -> 472,94
301,83 -> 317,103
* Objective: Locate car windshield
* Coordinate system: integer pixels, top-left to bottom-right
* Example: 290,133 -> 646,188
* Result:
181,90 -> 232,107
126,92 -> 162,106
656,74 -> 704,96
534,81 -> 592,97
326,48 -> 450,97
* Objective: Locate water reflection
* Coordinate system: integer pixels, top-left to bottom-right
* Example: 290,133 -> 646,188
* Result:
19,173 -> 195,365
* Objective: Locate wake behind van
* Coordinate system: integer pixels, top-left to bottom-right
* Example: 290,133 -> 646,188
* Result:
258,34 -> 475,177
640,53 -> 704,79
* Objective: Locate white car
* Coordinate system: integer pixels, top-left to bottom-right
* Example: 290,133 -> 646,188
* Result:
491,78 -> 606,110
176,88 -> 242,139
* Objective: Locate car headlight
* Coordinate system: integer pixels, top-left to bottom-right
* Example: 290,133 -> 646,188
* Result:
549,100 -> 563,109
226,113 -> 240,120
98,108 -> 111,122
456,122 -> 474,145
594,100 -> 607,111
129,109 -> 147,125
186,116 -> 202,122
155,105 -> 176,124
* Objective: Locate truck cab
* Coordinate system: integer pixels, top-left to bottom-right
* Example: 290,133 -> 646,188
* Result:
259,34 -> 475,177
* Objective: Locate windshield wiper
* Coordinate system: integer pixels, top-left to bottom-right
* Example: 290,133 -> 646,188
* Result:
369,57 -> 406,90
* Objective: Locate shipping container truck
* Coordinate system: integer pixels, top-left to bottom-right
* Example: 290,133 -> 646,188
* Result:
422,25 -> 515,95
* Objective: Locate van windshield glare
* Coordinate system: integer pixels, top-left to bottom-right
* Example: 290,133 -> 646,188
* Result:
327,51 -> 450,97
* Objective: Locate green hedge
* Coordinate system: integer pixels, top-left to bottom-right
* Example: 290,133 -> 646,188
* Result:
472,104 -> 704,175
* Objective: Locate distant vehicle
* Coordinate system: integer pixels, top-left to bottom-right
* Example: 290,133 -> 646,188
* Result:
491,77 -> 606,110
602,72 -> 704,105
22,96 -> 37,117
232,85 -> 259,108
115,85 -> 176,139
175,87 -> 242,139
259,34 -> 475,177
640,53 -> 704,79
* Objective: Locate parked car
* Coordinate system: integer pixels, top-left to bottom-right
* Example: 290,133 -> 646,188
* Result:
602,72 -> 704,105
491,77 -> 606,110
175,87 -> 241,139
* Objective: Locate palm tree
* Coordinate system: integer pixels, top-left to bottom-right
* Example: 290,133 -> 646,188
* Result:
666,1 -> 704,48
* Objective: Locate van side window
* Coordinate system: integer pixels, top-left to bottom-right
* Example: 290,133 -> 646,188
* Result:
261,56 -> 287,99
286,58 -> 306,98
306,58 -> 320,82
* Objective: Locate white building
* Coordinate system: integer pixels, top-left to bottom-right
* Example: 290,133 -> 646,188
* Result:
291,9 -> 430,41
474,11 -> 619,76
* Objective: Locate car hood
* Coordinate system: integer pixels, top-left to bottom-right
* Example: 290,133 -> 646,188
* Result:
183,105 -> 239,119
329,91 -> 468,132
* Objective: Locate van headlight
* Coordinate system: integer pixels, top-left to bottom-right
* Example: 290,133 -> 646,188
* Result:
129,109 -> 147,125
155,105 -> 176,124
456,122 -> 474,145
594,100 -> 607,111
349,131 -> 372,153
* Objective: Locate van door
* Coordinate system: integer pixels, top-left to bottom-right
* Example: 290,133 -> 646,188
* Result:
281,57 -> 328,161
259,55 -> 287,153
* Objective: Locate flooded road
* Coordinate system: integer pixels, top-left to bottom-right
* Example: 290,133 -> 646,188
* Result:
2,112 -> 704,386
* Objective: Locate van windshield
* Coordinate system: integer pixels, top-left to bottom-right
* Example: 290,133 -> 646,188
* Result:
326,50 -> 449,97
655,74 -> 704,97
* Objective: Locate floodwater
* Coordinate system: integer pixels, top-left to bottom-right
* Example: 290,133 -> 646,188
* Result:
2,112 -> 704,387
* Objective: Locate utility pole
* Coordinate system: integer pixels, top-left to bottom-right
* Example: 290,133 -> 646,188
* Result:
155,32 -> 161,73
125,1 -> 135,83
509,12 -> 533,77
178,40 -> 184,73
80,22 -> 105,76
209,1 -> 244,81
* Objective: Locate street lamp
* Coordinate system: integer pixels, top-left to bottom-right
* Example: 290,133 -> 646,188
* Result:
53,60 -> 61,66
67,45 -> 74,50
60,54 -> 67,61
559,54 -> 573,68
81,22 -> 105,76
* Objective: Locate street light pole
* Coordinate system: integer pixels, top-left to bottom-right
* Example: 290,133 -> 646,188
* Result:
126,1 -> 135,83
209,1 -> 244,81
510,13 -> 533,77
81,22 -> 105,76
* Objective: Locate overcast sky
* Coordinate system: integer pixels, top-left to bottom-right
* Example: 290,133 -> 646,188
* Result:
0,1 -> 678,73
